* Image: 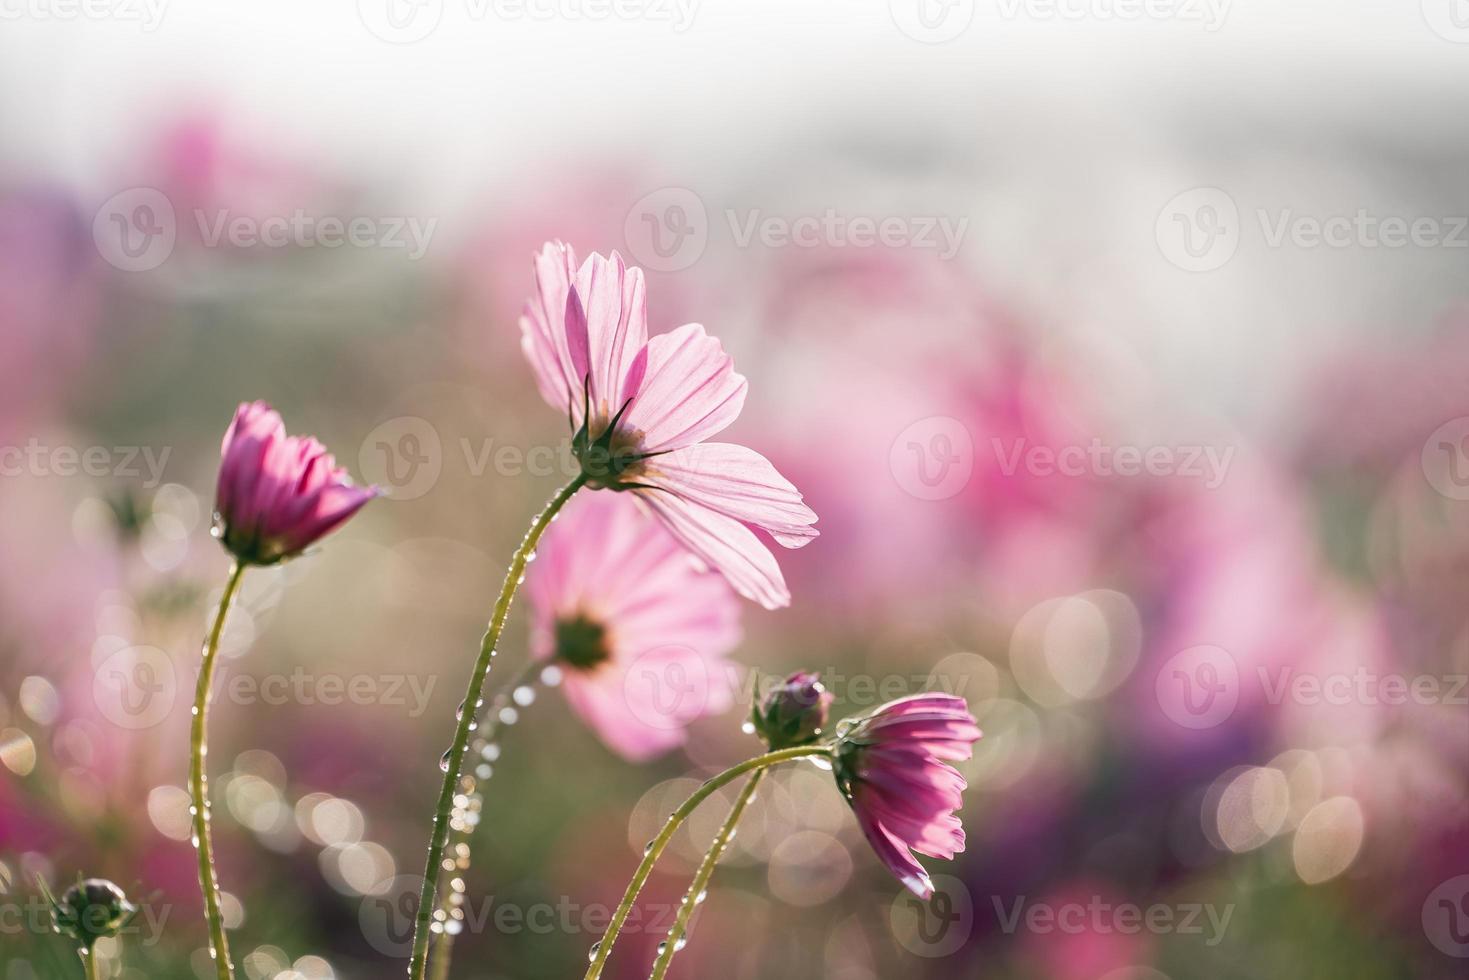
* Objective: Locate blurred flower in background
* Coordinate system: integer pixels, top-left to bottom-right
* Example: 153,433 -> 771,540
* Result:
3,4 -> 1469,979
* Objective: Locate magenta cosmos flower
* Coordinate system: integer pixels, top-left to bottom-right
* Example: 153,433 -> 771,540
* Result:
214,401 -> 377,565
833,693 -> 982,899
519,241 -> 818,609
523,492 -> 741,760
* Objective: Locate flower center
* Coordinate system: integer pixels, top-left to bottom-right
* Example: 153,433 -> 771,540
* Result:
554,613 -> 612,670
572,415 -> 650,490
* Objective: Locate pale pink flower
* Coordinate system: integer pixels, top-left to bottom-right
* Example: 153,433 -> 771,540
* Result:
519,241 -> 818,609
833,693 -> 981,899
524,493 -> 741,761
215,401 -> 377,565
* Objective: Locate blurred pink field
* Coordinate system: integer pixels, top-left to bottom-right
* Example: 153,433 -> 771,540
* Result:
3,6 -> 1469,980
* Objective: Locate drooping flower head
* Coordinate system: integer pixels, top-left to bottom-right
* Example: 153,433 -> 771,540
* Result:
519,242 -> 818,609
214,401 -> 377,566
524,492 -> 742,761
832,693 -> 981,899
752,671 -> 833,750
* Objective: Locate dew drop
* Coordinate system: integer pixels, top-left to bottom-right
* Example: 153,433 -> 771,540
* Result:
740,721 -> 756,735
513,686 -> 535,707
439,750 -> 453,773
588,941 -> 602,963
481,743 -> 501,762
499,707 -> 519,726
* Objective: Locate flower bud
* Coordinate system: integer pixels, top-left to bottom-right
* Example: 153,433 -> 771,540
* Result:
49,878 -> 136,949
752,671 -> 833,749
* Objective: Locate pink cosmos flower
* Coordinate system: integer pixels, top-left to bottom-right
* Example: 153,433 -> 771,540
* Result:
524,492 -> 741,761
518,241 -> 818,609
833,693 -> 981,899
214,401 -> 377,565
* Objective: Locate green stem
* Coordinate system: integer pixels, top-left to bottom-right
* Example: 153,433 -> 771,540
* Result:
648,767 -> 766,980
81,948 -> 101,980
425,656 -> 548,980
584,746 -> 831,980
408,476 -> 586,980
190,561 -> 246,980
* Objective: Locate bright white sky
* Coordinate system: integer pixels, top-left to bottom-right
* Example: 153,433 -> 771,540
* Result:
4,1 -> 1468,429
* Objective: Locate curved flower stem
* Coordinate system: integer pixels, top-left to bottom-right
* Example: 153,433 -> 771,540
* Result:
409,475 -> 587,980
425,656 -> 550,980
648,766 -> 766,980
191,560 -> 246,980
80,948 -> 102,980
584,745 -> 831,980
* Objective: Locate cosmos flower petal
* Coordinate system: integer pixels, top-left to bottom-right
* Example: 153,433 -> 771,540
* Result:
633,487 -> 791,610
854,803 -> 934,900
642,443 -> 819,549
836,695 -> 981,897
518,241 -> 588,419
621,323 -> 748,453
562,670 -> 687,762
215,402 -> 376,565
525,493 -> 742,759
576,249 -> 649,415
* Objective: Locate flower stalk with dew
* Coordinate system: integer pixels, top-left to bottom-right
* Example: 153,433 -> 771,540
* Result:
617,678 -> 979,979
407,474 -> 586,980
582,745 -> 832,980
199,402 -> 376,980
425,492 -> 741,980
648,672 -> 834,979
40,877 -> 138,980
425,656 -> 552,980
647,768 -> 764,980
190,560 -> 244,980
